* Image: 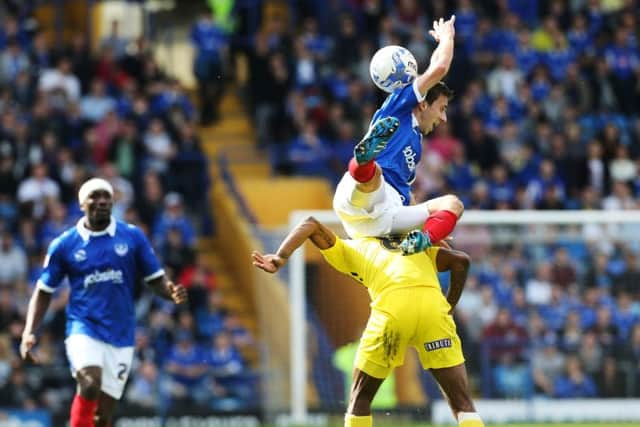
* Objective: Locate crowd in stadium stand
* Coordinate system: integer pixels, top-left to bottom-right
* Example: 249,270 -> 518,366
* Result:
0,7 -> 258,415
245,0 -> 640,400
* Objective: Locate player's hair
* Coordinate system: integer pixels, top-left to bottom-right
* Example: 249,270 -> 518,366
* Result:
425,81 -> 454,105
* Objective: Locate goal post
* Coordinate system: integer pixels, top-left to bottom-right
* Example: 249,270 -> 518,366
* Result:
287,209 -> 640,424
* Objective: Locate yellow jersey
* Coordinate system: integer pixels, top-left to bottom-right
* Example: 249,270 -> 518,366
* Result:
320,237 -> 441,307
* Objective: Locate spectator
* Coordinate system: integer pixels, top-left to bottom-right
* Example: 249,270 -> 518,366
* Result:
532,335 -> 565,396
578,331 -> 604,377
550,247 -> 577,289
100,20 -> 129,60
38,56 -> 80,102
171,122 -> 209,210
483,308 -> 529,362
0,288 -> 21,335
224,311 -> 255,353
135,170 -> 165,230
143,118 -> 175,174
161,227 -> 196,277
195,291 -> 226,341
191,9 -> 228,125
0,366 -> 39,409
590,306 -> 619,351
559,311 -> 583,353
153,192 -> 196,248
0,38 -> 29,84
205,331 -> 254,411
613,291 -> 637,340
38,201 -> 71,248
596,355 -> 627,398
126,360 -> 161,410
525,262 -> 553,305
0,334 -> 14,387
615,251 -> 640,298
163,330 -> 208,407
287,120 -> 332,176
0,231 -> 27,286
80,79 -> 116,123
16,163 -> 60,220
553,356 -> 597,398
487,53 -> 523,98
108,118 -> 142,181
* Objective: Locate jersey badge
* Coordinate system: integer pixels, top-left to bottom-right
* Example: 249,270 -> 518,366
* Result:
114,243 -> 129,256
74,249 -> 87,262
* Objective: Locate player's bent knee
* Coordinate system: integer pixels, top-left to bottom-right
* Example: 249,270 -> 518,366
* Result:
445,195 -> 464,217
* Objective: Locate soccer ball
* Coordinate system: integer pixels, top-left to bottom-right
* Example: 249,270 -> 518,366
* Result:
369,45 -> 418,93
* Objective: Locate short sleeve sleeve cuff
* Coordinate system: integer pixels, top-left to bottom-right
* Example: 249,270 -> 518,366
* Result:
37,280 -> 56,293
413,80 -> 426,103
144,269 -> 165,282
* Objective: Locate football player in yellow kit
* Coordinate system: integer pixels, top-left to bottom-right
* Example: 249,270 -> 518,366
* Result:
252,217 -> 484,427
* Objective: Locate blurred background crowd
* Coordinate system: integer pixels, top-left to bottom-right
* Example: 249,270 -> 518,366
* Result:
240,0 -> 640,403
0,1 -> 258,416
2,0 -> 640,419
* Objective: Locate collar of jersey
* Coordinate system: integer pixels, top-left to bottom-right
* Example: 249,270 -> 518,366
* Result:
76,216 -> 117,241
411,113 -> 419,131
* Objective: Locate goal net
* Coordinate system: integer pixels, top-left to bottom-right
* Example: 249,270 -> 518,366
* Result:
258,209 -> 640,424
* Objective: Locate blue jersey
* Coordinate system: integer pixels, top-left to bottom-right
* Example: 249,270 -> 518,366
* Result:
37,218 -> 164,347
371,81 -> 423,205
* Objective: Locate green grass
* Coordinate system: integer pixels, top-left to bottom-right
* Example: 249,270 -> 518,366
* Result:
284,423 -> 640,427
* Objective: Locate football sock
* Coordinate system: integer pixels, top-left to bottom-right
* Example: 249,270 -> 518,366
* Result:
344,414 -> 372,427
349,158 -> 376,183
458,412 -> 484,427
423,210 -> 458,243
70,394 -> 97,427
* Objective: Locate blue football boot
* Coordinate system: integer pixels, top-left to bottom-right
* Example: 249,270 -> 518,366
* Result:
399,229 -> 432,255
354,116 -> 400,164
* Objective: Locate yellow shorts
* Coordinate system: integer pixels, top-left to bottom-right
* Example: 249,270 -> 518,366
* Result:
355,286 -> 465,379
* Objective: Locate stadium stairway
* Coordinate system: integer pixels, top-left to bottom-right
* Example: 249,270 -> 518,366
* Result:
196,88 -> 264,365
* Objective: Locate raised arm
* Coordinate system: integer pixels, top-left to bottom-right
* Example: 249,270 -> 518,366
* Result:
435,248 -> 470,312
415,15 -> 456,97
252,216 -> 337,273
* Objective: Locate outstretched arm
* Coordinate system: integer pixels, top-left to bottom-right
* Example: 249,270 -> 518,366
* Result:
252,216 -> 337,273
435,248 -> 470,312
415,15 -> 456,97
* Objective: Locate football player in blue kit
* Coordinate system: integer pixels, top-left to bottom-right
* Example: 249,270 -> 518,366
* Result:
20,178 -> 187,427
333,16 -> 463,255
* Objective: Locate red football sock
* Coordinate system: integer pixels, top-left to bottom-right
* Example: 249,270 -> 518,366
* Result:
70,394 -> 97,427
348,158 -> 376,183
423,210 -> 458,243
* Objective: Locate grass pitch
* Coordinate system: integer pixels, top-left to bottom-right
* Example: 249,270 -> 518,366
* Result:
306,423 -> 640,427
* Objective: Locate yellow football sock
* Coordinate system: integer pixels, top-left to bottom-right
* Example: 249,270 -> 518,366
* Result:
344,414 -> 372,427
458,412 -> 484,427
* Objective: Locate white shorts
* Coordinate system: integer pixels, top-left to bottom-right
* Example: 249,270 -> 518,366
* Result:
65,334 -> 134,399
333,172 -> 432,238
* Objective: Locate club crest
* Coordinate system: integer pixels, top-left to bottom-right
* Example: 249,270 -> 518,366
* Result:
114,243 -> 129,256
74,249 -> 87,262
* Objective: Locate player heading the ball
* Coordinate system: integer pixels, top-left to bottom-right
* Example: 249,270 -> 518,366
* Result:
334,16 -> 463,255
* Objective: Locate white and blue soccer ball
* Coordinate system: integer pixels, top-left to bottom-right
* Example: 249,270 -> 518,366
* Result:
369,45 -> 418,93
